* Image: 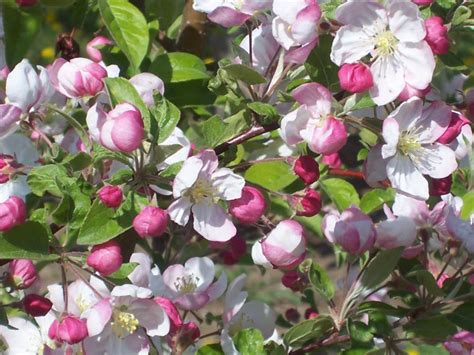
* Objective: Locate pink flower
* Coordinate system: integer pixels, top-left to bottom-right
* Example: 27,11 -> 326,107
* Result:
293,155 -> 320,185
154,297 -> 182,334
0,155 -> 21,184
86,36 -> 113,62
9,259 -> 37,289
49,316 -> 88,344
87,240 -> 123,276
305,308 -> 319,319
280,83 -> 347,155
87,103 -> 145,153
133,206 -> 168,238
229,186 -> 266,224
322,153 -> 342,169
0,196 -> 27,232
338,63 -> 373,93
153,257 -> 227,310
130,73 -> 165,107
97,185 -> 123,208
444,331 -> 474,355
376,205 -> 417,249
412,0 -> 434,5
398,83 -> 431,101
23,294 -> 53,317
252,220 -> 306,269
438,111 -> 470,145
281,270 -> 307,292
49,57 -> 107,98
425,16 -> 450,55
292,189 -> 322,217
210,235 -> 247,265
323,207 -> 376,254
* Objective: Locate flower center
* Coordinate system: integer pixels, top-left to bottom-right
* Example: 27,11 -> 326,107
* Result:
398,132 -> 421,156
174,274 -> 200,295
187,179 -> 216,204
111,307 -> 140,338
375,30 -> 398,57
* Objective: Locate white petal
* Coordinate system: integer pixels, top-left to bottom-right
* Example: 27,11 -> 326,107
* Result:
184,256 -> 215,291
336,1 -> 387,30
386,154 -> 429,200
369,56 -> 405,105
131,299 -> 170,337
387,96 -> 423,132
416,101 -> 452,143
172,156 -> 203,198
167,197 -> 192,226
128,252 -> 153,288
212,168 -> 245,201
388,1 -> 425,42
272,16 -> 297,50
192,203 -> 236,242
207,271 -> 228,301
224,274 -> 248,324
279,106 -> 311,146
330,25 -> 374,65
381,117 -> 400,159
251,241 -> 272,268
411,144 -> 457,179
6,59 -> 41,111
398,41 -> 435,90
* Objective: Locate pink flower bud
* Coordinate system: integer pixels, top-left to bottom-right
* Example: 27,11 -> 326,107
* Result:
49,57 -> 107,98
321,153 -> 342,169
412,0 -> 434,5
97,185 -> 123,208
169,322 -> 200,351
322,207 -> 376,254
425,16 -> 450,55
437,111 -> 470,144
308,116 -> 347,155
100,103 -> 145,153
86,240 -> 123,276
210,235 -> 246,265
0,196 -> 27,232
23,294 -> 53,317
256,220 -> 306,269
229,186 -> 266,224
86,36 -> 113,62
155,297 -> 182,333
293,155 -> 320,185
281,270 -> 307,292
133,206 -> 168,238
9,259 -> 37,289
293,189 -> 322,217
50,316 -> 88,345
338,63 -> 373,93
430,176 -> 452,196
285,308 -> 300,323
0,66 -> 10,81
398,83 -> 431,101
304,308 -> 318,319
16,0 -> 38,6
0,154 -> 20,184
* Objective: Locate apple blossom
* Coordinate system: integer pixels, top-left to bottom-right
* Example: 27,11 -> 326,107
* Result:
87,240 -> 123,276
86,36 -> 113,63
252,220 -> 306,269
129,73 -> 165,107
322,206 -> 376,254
239,24 -> 279,75
168,149 -> 245,242
322,152 -> 342,169
229,185 -> 266,224
280,83 -> 347,155
152,256 -> 227,310
281,270 -> 308,292
338,63 -> 374,93
49,316 -> 88,345
438,111 -> 470,145
97,185 -> 123,208
293,155 -> 320,185
425,16 -> 450,55
446,211 -> 474,254
8,259 -> 37,289
379,98 -> 457,200
444,331 -> 474,355
376,204 -> 418,249
133,206 -> 168,238
412,0 -> 434,5
293,188 -> 322,217
0,196 -> 27,232
331,1 -> 435,105
23,294 -> 53,317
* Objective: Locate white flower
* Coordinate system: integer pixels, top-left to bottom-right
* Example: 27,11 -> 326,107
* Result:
331,1 -> 435,105
380,98 -> 457,200
167,149 -> 245,242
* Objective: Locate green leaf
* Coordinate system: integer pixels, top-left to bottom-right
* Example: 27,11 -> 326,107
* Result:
460,191 -> 474,219
104,77 -> 151,132
245,161 -> 298,191
360,189 -> 395,214
439,52 -> 468,71
357,302 -> 408,318
40,0 -> 76,6
247,102 -> 279,124
77,192 -> 148,245
436,0 -> 456,9
3,0 -> 42,67
320,178 -> 360,211
405,315 -> 457,340
145,0 -> 184,30
232,328 -> 266,355
149,98 -> 181,143
305,260 -> 335,301
223,64 -> 267,85
197,344 -> 224,355
27,165 -> 75,197
358,248 -> 403,291
98,0 -> 149,70
448,302 -> 474,331
348,320 -> 373,345
107,262 -> 138,283
407,270 -> 444,297
452,5 -> 472,26
320,0 -> 344,20
149,52 -> 209,83
283,316 -> 334,347
368,311 -> 392,336
305,35 -> 340,91
343,93 -> 376,113
0,222 -> 56,260
62,152 -> 92,171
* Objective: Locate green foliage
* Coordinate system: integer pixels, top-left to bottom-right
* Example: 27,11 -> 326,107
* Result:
232,328 -> 266,355
358,248 -> 403,291
245,161 -> 298,191
305,35 -> 340,91
448,302 -> 474,331
283,316 -> 334,347
360,188 -> 395,214
149,52 -> 209,83
197,344 -> 224,355
405,315 -> 458,340
223,64 -> 267,85
320,178 -> 360,211
460,191 -> 474,219
300,259 -> 335,301
149,98 -> 181,144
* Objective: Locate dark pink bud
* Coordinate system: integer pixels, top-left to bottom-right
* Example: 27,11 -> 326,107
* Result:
293,156 -> 320,185
229,186 -> 266,224
0,196 -> 27,232
293,189 -> 321,217
304,308 -> 319,319
86,36 -> 113,62
0,154 -> 21,184
155,297 -> 182,333
430,176 -> 452,196
285,308 -> 300,323
281,271 -> 307,292
9,259 -> 37,289
23,294 -> 53,317
437,112 -> 470,144
55,316 -> 88,344
86,240 -> 123,276
321,153 -> 342,169
97,185 -> 123,208
412,0 -> 434,5
219,236 -> 246,265
133,206 -> 168,238
425,16 -> 450,55
169,321 -> 200,351
338,63 -> 373,93
16,0 -> 38,6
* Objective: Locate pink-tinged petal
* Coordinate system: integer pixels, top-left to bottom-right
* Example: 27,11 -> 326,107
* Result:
196,149 -> 219,178
86,298 -> 112,336
285,39 -> 317,65
330,25 -> 374,65
364,145 -> 389,187
86,103 -> 107,141
111,284 -> 152,299
184,256 -> 215,291
162,264 -> 187,294
305,117 -> 347,155
279,106 -> 311,146
224,274 -> 248,324
167,197 -> 192,226
207,272 -> 227,301
291,4 -> 320,46
86,36 -> 113,62
292,82 -> 332,113
402,244 -> 424,259
208,7 -> 250,27
48,58 -> 67,90
417,101 -> 451,143
272,16 -> 298,50
321,211 -> 340,243
173,157 -> 203,197
6,59 -> 41,111
192,203 -> 236,242
386,154 -> 429,200
211,168 -> 245,201
251,241 -> 272,268
0,104 -> 22,137
335,1 -> 387,29
388,97 -> 423,132
192,0 -> 223,13
130,299 -> 170,336
128,252 -> 153,288
376,216 -> 417,249
110,110 -> 144,152
273,0 -> 307,24
235,300 -> 276,339
398,41 -> 435,91
392,193 -> 429,225
175,292 -> 210,310
334,222 -> 361,254
381,117 -> 400,159
411,144 -> 457,179
388,1 -> 426,42
99,119 -> 118,151
129,73 -> 165,107
369,56 -> 405,105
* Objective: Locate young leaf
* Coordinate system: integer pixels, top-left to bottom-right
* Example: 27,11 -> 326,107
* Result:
149,52 -> 209,83
320,178 -> 360,211
149,98 -> 181,143
283,316 -> 334,347
245,161 -> 298,191
358,248 -> 403,291
223,64 -> 267,85
305,260 -> 335,301
360,188 -> 395,214
232,328 -> 266,355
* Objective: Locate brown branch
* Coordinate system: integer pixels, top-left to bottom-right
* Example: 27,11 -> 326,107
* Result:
328,168 -> 365,180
